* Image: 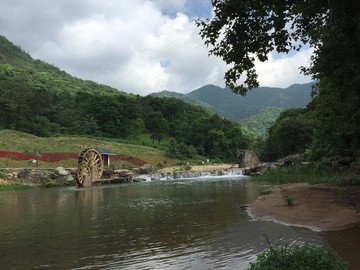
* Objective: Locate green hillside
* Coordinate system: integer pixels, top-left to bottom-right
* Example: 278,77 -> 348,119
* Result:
0,35 -> 128,96
150,90 -> 213,110
0,35 -> 250,163
241,107 -> 284,136
0,130 -> 176,168
150,83 -> 313,137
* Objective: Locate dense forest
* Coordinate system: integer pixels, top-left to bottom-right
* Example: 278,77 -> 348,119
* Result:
3,30 -> 355,166
151,83 -> 313,139
197,0 -> 360,170
0,35 -> 250,163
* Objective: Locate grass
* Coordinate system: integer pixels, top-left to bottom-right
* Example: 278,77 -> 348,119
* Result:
0,129 -> 179,168
250,243 -> 347,270
121,133 -> 170,152
0,158 -> 78,169
0,180 -> 34,191
253,164 -> 360,186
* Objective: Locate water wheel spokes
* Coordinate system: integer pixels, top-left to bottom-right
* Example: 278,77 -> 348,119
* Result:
76,148 -> 104,187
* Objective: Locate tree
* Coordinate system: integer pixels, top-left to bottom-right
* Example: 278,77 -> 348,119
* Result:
261,108 -> 313,161
145,112 -> 168,133
197,0 -> 360,159
127,118 -> 145,139
205,128 -> 226,159
197,0 -> 333,95
272,118 -> 312,158
150,132 -> 165,145
166,137 -> 180,157
23,116 -> 60,137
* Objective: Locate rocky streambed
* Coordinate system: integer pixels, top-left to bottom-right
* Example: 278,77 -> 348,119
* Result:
0,165 -> 245,188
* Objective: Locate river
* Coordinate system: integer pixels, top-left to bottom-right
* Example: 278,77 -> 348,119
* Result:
0,176 -> 359,269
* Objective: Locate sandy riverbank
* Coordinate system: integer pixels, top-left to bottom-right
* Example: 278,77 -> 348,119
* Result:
249,183 -> 360,231
158,163 -> 239,173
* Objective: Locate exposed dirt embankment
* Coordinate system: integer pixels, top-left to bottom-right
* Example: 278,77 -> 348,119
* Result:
249,183 -> 360,231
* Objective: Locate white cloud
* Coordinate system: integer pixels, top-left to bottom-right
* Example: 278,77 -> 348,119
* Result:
33,3 -> 228,95
255,49 -> 314,88
0,0 -> 312,95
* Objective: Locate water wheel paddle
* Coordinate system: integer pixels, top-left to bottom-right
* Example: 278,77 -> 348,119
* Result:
76,148 -> 103,187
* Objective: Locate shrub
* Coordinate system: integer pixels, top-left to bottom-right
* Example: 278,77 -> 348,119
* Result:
253,164 -> 337,185
0,180 -> 33,191
249,244 -> 347,270
283,194 -> 294,206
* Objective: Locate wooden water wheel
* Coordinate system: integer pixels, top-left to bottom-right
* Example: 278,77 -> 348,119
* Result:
76,148 -> 103,187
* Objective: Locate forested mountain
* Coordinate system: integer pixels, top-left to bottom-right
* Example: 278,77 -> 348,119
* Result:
0,35 -> 127,96
151,82 -> 313,122
0,35 -> 249,162
241,107 -> 283,136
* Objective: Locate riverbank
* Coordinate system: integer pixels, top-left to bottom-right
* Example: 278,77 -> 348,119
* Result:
0,164 -> 240,189
249,183 -> 360,231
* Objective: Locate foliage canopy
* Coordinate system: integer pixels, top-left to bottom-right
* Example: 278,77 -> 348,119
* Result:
197,0 -> 344,95
198,0 -> 360,161
0,35 -> 250,162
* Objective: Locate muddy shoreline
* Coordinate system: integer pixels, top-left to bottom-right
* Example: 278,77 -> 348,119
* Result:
248,183 -> 360,231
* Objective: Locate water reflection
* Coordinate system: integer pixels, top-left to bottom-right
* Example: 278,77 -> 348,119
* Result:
325,226 -> 360,270
0,178 -> 352,269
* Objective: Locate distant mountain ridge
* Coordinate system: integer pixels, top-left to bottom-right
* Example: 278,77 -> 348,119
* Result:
150,82 -> 314,122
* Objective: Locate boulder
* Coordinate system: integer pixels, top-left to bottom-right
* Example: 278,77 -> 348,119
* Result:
66,175 -> 75,183
278,154 -> 303,165
114,169 -> 134,177
320,155 -> 356,171
17,169 -> 30,179
237,150 -> 260,168
243,162 -> 281,176
133,177 -> 145,182
55,167 -> 70,176
25,171 -> 44,184
139,164 -> 153,174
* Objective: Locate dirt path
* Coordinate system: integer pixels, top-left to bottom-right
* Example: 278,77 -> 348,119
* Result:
248,183 -> 360,231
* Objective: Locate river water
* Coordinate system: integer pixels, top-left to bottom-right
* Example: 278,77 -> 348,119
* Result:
0,176 -> 359,269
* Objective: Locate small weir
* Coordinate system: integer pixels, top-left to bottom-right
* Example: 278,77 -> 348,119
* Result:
138,168 -> 244,181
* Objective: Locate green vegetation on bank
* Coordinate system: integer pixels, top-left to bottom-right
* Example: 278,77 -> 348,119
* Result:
0,180 -> 34,191
253,164 -> 360,186
250,243 -> 347,270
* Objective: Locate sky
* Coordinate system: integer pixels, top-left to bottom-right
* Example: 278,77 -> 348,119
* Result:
0,0 -> 313,96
